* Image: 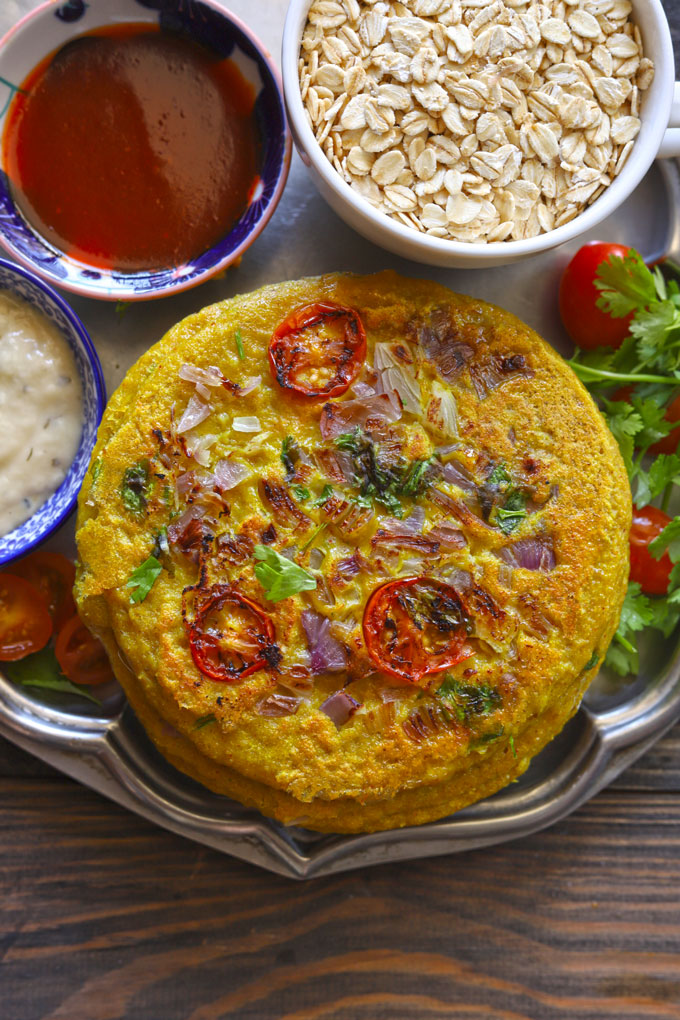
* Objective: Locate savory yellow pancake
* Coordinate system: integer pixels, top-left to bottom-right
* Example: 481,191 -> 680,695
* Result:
75,272 -> 630,832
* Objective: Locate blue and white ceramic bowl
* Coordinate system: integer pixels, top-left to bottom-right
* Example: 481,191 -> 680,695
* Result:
0,259 -> 105,566
0,0 -> 291,301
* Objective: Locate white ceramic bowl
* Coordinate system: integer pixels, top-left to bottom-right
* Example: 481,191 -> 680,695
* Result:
283,0 -> 680,268
0,258 -> 105,566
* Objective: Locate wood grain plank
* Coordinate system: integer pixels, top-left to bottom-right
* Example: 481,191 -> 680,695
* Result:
2,780 -> 680,1020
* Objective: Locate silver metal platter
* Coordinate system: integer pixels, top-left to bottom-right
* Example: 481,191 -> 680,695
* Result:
2,2 -> 680,879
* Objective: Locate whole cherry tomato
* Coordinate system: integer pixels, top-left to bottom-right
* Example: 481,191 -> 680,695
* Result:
363,577 -> 472,685
0,574 -> 52,661
629,505 -> 673,596
559,242 -> 633,349
11,551 -> 76,631
269,302 -> 367,399
55,615 -> 114,685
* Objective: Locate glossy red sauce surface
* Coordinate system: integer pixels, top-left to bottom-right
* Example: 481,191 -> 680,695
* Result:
3,25 -> 258,272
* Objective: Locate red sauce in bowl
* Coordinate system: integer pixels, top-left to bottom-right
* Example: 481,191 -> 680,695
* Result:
2,25 -> 259,272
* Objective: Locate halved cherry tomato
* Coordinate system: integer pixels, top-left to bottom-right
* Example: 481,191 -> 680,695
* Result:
54,614 -> 114,685
0,574 -> 52,661
268,302 -> 367,399
559,242 -> 633,349
187,584 -> 278,682
11,551 -> 76,631
629,505 -> 673,596
363,577 -> 472,685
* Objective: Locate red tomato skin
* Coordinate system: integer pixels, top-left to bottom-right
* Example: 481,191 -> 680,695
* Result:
649,393 -> 680,455
0,574 -> 52,661
559,242 -> 633,350
11,551 -> 76,631
54,614 -> 114,685
629,505 -> 673,596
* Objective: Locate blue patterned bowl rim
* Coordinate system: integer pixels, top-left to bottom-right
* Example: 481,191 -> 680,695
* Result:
0,257 -> 106,565
0,0 -> 292,302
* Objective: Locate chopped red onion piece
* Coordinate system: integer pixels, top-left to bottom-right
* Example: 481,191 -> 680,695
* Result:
440,459 -> 476,493
185,432 -> 217,467
213,458 -> 250,491
301,609 -> 347,673
319,392 -> 402,439
469,353 -> 534,400
238,375 -> 262,396
178,393 -> 211,434
498,536 -> 555,572
176,470 -> 196,495
429,523 -> 467,549
320,690 -> 361,727
313,448 -> 355,483
179,363 -> 224,388
380,506 -> 426,535
233,416 -> 261,433
257,692 -> 301,717
351,381 -> 377,398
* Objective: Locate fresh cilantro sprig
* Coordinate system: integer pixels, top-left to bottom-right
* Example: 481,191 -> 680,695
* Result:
569,250 -> 680,675
253,545 -> 317,602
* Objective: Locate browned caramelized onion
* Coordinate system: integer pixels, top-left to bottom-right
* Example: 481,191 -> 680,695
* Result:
319,391 -> 401,440
468,353 -> 534,400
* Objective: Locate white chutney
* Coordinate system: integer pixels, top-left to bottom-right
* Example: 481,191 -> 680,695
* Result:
0,291 -> 82,535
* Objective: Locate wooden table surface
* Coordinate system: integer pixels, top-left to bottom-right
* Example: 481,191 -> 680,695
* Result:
4,3 -> 680,1018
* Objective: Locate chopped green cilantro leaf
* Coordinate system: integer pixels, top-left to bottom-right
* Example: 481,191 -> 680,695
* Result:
235,329 -> 245,360
127,555 -> 163,604
291,484 -> 311,501
280,435 -> 299,480
4,648 -> 101,705
335,428 -> 363,454
495,489 -> 527,534
584,650 -> 600,671
437,676 -> 502,722
488,463 -> 511,485
253,545 -> 317,602
594,249 -> 659,317
194,713 -> 217,730
301,522 -> 327,552
121,460 -> 150,516
312,484 -> 334,506
91,458 -> 103,485
509,734 -> 517,758
400,456 -> 437,497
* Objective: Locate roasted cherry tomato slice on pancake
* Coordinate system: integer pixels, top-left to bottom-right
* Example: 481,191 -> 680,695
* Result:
559,242 -> 633,349
188,585 -> 278,682
363,577 -> 472,684
0,574 -> 52,661
55,614 -> 114,685
268,302 -> 367,399
629,505 -> 673,596
12,551 -> 76,631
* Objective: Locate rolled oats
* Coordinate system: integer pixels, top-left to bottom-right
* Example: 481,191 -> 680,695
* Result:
300,0 -> 654,243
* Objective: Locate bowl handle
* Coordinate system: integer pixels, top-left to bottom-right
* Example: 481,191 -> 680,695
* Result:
659,81 -> 680,159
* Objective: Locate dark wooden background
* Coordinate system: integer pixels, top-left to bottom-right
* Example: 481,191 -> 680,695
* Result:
4,8 -> 680,1020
